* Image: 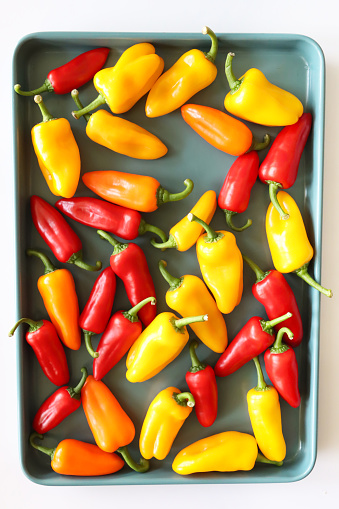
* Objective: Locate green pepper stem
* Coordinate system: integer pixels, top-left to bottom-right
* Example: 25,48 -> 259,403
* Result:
253,356 -> 269,392
83,331 -> 99,358
157,179 -> 194,206
29,432 -> 56,459
261,312 -> 292,333
26,249 -> 56,275
173,314 -> 208,331
271,327 -> 293,353
138,219 -> 167,243
242,254 -> 266,282
34,94 -> 55,122
150,235 -> 177,250
8,317 -> 44,337
97,230 -> 128,255
249,134 -> 271,152
225,52 -> 243,93
202,26 -> 218,63
295,264 -> 333,298
67,251 -> 102,272
267,182 -> 289,219
71,89 -> 91,122
224,210 -> 252,232
256,452 -> 283,467
188,213 -> 220,241
14,79 -> 53,96
117,446 -> 150,473
173,391 -> 196,407
188,340 -> 205,373
123,297 -> 156,322
67,367 -> 88,398
158,260 -> 183,291
72,93 -> 106,120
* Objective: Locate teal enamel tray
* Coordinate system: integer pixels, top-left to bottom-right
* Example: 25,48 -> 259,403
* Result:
12,31 -> 325,485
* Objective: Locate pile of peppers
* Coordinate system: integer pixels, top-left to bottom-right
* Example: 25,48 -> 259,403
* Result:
11,27 -> 332,480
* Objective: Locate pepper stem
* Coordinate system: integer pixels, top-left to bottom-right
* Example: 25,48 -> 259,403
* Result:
249,134 -> 271,152
225,52 -> 243,93
117,446 -> 150,473
173,391 -> 196,407
242,254 -> 266,282
71,89 -> 91,122
67,367 -> 88,399
158,260 -> 183,291
172,314 -> 208,332
138,219 -> 167,243
72,93 -> 106,120
202,26 -> 218,63
188,340 -> 206,373
8,317 -> 44,337
97,230 -> 128,255
29,432 -> 55,459
14,79 -> 53,96
224,210 -> 252,232
123,297 -> 157,323
26,249 -> 56,275
34,94 -> 54,122
256,452 -> 283,467
260,312 -> 292,333
253,356 -> 269,392
83,330 -> 99,358
271,327 -> 293,353
295,264 -> 333,298
188,213 -> 221,242
150,235 -> 177,250
157,179 -> 194,206
267,182 -> 289,220
67,251 -> 102,272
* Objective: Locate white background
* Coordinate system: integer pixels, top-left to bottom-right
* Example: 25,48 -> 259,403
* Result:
1,1 -> 338,507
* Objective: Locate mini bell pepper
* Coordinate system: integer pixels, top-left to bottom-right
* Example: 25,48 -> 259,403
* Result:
8,317 -> 69,386
218,151 -> 259,232
139,387 -> 195,460
181,104 -> 270,157
259,113 -> 312,219
158,260 -> 227,353
31,95 -> 81,198
97,230 -> 156,326
72,42 -> 164,117
172,431 -> 283,475
214,312 -> 292,377
126,312 -> 208,383
242,254 -> 303,347
82,170 -> 194,213
32,367 -> 88,434
266,190 -> 332,297
145,26 -> 218,118
185,340 -> 218,427
224,52 -> 304,126
71,89 -> 168,160
79,267 -> 117,358
26,249 -> 81,350
93,297 -> 156,381
189,213 -> 243,314
14,47 -> 109,96
55,196 -> 167,242
150,190 -> 217,251
31,195 -> 102,271
264,327 -> 301,408
247,356 -> 286,462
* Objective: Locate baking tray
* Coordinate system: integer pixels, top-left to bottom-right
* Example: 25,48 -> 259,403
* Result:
12,31 -> 325,485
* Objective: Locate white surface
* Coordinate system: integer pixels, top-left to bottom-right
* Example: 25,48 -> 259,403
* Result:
1,1 -> 338,507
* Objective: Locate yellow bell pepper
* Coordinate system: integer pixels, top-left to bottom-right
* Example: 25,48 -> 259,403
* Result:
224,52 -> 304,127
150,190 -> 217,251
145,27 -> 218,118
158,260 -> 228,353
189,213 -> 243,314
72,42 -> 164,118
139,387 -> 195,460
266,190 -> 332,297
126,312 -> 208,383
31,95 -> 81,198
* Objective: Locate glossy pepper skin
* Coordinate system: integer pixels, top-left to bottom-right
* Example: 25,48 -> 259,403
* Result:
185,341 -> 218,427
247,356 -> 286,462
218,151 -> 259,232
79,267 -> 116,358
98,231 -> 156,327
93,297 -> 156,381
72,42 -> 164,118
14,47 -> 109,96
266,190 -> 332,297
139,387 -> 195,460
181,104 -> 270,157
145,27 -> 218,118
31,195 -> 102,272
264,327 -> 301,408
224,52 -> 304,126
259,113 -> 312,219
8,318 -> 69,386
214,312 -> 292,377
30,433 -> 125,476
32,368 -> 87,434
26,249 -> 81,351
126,312 -> 208,383
243,254 -> 303,347
150,190 -> 217,251
189,213 -> 243,314
31,95 -> 81,198
158,260 -> 227,353
82,170 -> 193,213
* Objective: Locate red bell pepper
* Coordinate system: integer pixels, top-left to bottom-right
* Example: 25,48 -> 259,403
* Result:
97,230 -> 157,326
93,296 -> 156,380
14,47 -> 110,96
218,151 -> 259,232
79,267 -> 117,358
264,327 -> 301,408
31,195 -> 102,271
55,196 -> 167,242
185,340 -> 218,427
243,254 -> 303,347
32,368 -> 88,434
258,112 -> 312,219
214,312 -> 292,377
8,317 -> 69,386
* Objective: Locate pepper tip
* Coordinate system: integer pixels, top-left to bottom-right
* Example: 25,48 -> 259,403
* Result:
34,94 -> 42,104
71,89 -> 79,98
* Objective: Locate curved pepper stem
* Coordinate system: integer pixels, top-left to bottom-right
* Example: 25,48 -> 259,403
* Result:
97,230 -> 128,255
8,317 -> 44,336
188,213 -> 223,242
242,254 -> 267,282
172,314 -> 208,333
14,80 -> 54,96
225,52 -> 243,94
67,250 -> 102,272
158,260 -> 183,291
150,235 -> 177,250
157,179 -> 194,207
123,297 -> 157,323
270,327 -> 293,354
26,249 -> 57,274
83,330 -> 99,358
138,219 -> 167,243
249,133 -> 271,152
188,340 -> 206,373
34,94 -> 55,122
117,446 -> 150,473
173,391 -> 196,407
29,432 -> 56,459
295,263 -> 333,298
67,367 -> 88,399
253,356 -> 270,392
202,26 -> 218,63
267,181 -> 289,220
71,89 -> 92,122
260,312 -> 292,334
72,92 -> 106,120
256,452 -> 283,467
224,210 -> 252,232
